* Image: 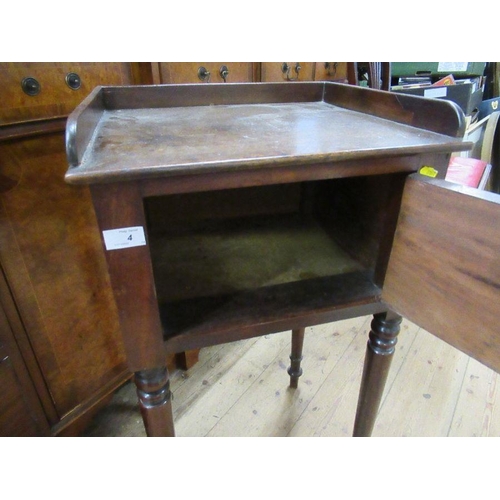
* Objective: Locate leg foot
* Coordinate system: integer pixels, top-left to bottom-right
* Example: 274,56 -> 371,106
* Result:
288,328 -> 305,388
353,311 -> 401,437
135,367 -> 175,437
175,349 -> 200,370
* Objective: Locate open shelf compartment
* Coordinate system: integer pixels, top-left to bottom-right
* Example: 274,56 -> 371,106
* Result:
145,173 -> 402,350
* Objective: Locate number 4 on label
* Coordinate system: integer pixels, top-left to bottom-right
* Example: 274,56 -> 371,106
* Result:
102,226 -> 146,251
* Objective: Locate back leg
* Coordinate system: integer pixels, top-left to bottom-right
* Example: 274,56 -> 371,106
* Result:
288,327 -> 305,388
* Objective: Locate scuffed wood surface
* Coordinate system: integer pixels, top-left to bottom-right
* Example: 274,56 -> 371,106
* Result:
65,83 -> 470,185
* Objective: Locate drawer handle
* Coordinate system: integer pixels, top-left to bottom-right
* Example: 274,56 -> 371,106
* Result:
65,72 -> 82,90
219,65 -> 229,82
324,62 -> 338,77
282,62 -> 301,81
21,77 -> 41,96
197,66 -> 211,83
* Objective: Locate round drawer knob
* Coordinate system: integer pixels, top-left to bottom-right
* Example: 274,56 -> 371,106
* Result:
65,72 -> 82,90
219,65 -> 229,82
281,63 -> 301,81
21,77 -> 41,96
197,66 -> 211,82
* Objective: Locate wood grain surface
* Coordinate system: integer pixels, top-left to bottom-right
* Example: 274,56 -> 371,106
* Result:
65,85 -> 469,184
383,175 -> 500,374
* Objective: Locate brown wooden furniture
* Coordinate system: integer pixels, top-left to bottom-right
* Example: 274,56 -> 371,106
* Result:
156,62 -> 258,84
154,62 -> 347,85
64,81 -> 491,437
0,63 -> 142,436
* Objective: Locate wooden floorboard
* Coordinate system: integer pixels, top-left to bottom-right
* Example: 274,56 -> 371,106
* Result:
82,316 -> 500,437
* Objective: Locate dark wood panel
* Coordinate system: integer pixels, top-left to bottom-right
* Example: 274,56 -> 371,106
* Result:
140,154 -> 449,198
90,182 -> 167,372
383,175 -> 500,374
161,272 -> 385,353
101,81 -> 323,110
324,83 -> 467,139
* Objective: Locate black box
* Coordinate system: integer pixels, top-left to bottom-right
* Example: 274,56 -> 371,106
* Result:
392,82 -> 483,116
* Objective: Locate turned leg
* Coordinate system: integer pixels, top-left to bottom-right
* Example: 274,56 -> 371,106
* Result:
353,311 -> 402,437
135,367 -> 175,437
288,327 -> 305,388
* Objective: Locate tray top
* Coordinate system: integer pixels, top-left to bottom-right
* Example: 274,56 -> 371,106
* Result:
65,83 -> 470,184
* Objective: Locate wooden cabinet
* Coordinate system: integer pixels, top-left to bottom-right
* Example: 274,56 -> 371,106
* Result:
157,63 -> 349,84
157,62 -> 257,84
0,63 -> 146,435
65,82 -> 475,436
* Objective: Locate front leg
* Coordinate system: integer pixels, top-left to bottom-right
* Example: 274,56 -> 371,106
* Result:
353,311 -> 401,437
135,367 -> 175,437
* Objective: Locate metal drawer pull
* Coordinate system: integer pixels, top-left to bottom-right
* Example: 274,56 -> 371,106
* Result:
197,66 -> 211,82
219,65 -> 229,82
65,72 -> 82,90
281,62 -> 301,81
324,62 -> 338,77
21,77 -> 41,96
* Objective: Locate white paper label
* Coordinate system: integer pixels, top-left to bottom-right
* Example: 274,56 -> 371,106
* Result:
102,226 -> 147,250
437,62 -> 468,73
424,87 -> 447,98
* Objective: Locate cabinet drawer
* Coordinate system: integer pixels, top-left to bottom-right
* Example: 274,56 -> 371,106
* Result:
260,62 -> 314,82
314,62 -> 348,82
158,62 -> 256,84
0,62 -> 134,125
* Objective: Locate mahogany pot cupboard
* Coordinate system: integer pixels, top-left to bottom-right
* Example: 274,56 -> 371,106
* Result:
63,80 -> 500,438
0,63 -> 347,436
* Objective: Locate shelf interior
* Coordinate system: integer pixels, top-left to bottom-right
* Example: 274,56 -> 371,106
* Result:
144,176 -> 397,344
150,213 -> 363,303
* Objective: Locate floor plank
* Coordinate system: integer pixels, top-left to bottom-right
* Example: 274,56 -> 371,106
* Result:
373,327 -> 469,437
175,331 -> 290,436
448,357 -> 500,437
82,316 -> 500,437
212,316 -> 369,437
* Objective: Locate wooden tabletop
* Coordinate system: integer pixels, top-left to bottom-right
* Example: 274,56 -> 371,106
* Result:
65,83 -> 470,185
